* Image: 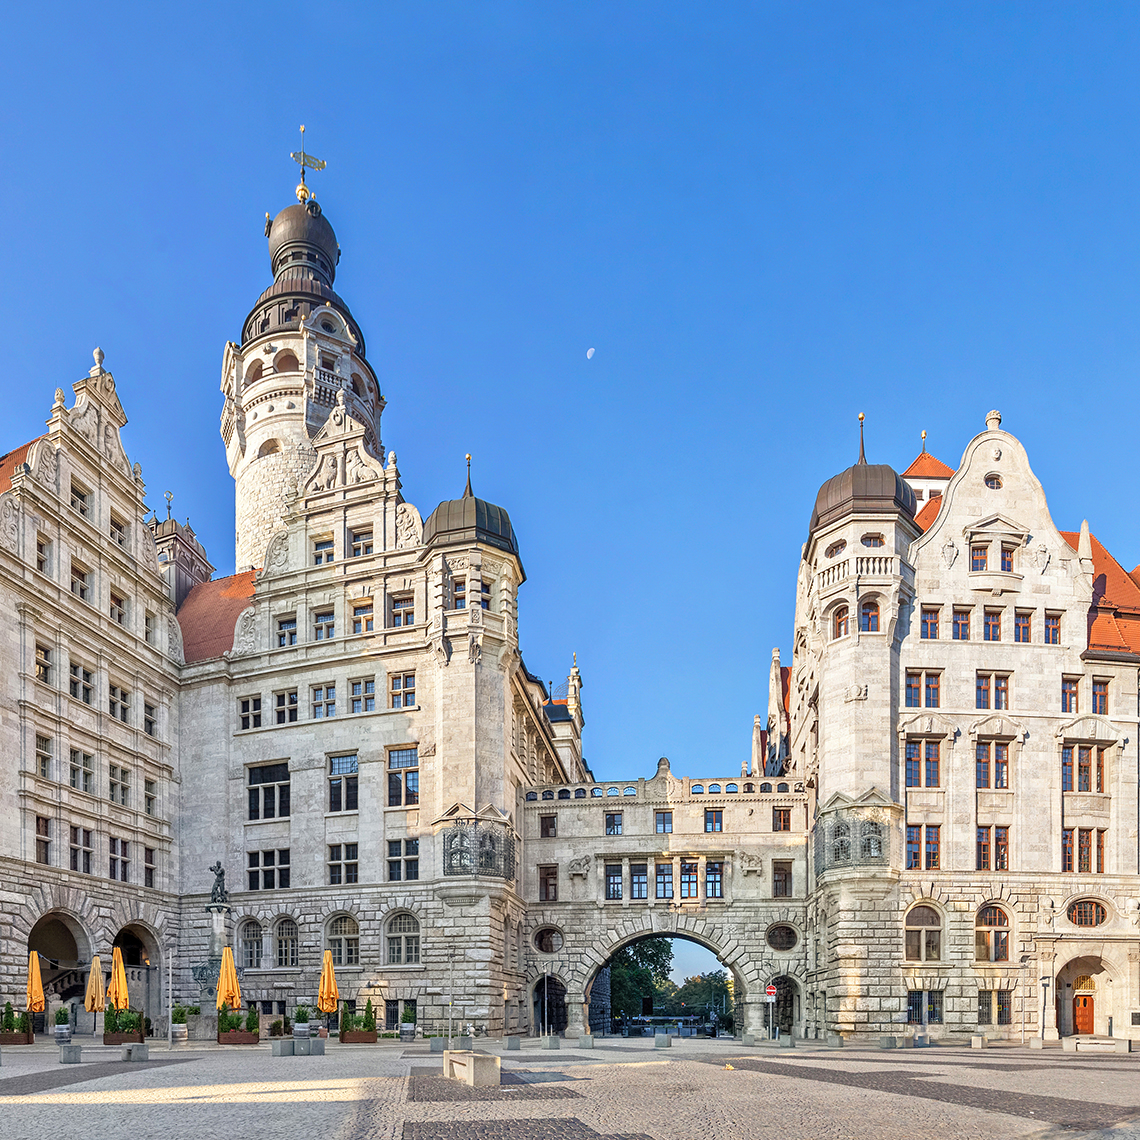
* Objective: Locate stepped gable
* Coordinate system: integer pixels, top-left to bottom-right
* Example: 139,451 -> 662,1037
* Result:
177,570 -> 257,663
1061,530 -> 1140,657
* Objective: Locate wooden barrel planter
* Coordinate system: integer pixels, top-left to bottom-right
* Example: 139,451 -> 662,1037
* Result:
217,1030 -> 260,1045
103,1030 -> 144,1045
340,1029 -> 378,1043
0,1030 -> 34,1045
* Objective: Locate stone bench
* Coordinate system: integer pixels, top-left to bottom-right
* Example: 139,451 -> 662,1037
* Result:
443,1050 -> 500,1087
1063,1035 -> 1132,1053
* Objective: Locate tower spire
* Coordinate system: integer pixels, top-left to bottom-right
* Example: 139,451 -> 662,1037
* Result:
290,124 -> 327,204
857,412 -> 866,465
464,453 -> 473,499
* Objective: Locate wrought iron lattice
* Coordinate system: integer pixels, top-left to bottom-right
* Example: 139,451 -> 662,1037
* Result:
443,819 -> 517,880
815,810 -> 895,874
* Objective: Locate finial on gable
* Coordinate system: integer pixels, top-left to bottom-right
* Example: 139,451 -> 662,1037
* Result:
464,453 -> 473,499
857,412 -> 866,465
985,409 -> 1002,431
920,429 -> 927,453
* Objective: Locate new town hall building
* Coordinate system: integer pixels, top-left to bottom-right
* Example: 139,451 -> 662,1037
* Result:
1,180 -> 1137,1043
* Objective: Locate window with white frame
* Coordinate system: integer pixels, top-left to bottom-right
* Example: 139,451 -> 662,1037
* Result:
391,596 -> 414,626
70,561 -> 90,601
35,644 -> 52,684
248,848 -> 291,890
69,826 -> 93,873
277,617 -> 297,647
276,918 -> 298,966
248,763 -> 290,820
351,679 -> 375,712
69,749 -> 93,793
144,778 -> 157,816
35,735 -> 52,779
109,684 -> 130,723
144,702 -> 157,737
386,913 -> 420,965
35,815 -> 50,865
313,538 -> 334,565
328,843 -> 359,885
329,755 -> 358,812
312,684 -> 336,718
352,603 -> 373,633
109,591 -> 126,625
388,839 -> 419,881
239,696 -> 261,730
108,837 -> 129,882
144,612 -> 155,644
110,515 -> 127,547
35,536 -> 50,574
69,662 -> 93,704
350,530 -> 373,557
329,915 -> 360,966
241,920 -> 263,969
70,480 -> 90,518
390,672 -> 415,708
388,748 -> 419,806
275,689 -> 298,723
109,764 -> 129,806
144,846 -> 156,888
314,611 -> 335,640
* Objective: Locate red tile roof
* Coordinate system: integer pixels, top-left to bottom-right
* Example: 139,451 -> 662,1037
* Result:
0,438 -> 41,494
914,496 -> 943,532
1061,530 -> 1140,658
902,451 -> 955,479
177,571 -> 257,663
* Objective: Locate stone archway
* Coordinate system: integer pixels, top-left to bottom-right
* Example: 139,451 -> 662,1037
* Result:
1055,954 -> 1119,1037
28,911 -> 93,1029
532,975 -> 568,1035
111,922 -> 162,1025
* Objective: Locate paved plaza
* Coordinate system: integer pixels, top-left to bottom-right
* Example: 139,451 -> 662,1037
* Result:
0,1037 -> 1138,1140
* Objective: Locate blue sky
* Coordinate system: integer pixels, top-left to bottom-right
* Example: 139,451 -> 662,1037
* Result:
5,1 -> 1140,833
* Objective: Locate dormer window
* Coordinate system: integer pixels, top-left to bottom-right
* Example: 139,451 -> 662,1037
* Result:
861,534 -> 884,548
825,540 -> 846,559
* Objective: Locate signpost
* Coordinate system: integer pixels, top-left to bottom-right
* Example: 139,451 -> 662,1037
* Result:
766,983 -> 777,1039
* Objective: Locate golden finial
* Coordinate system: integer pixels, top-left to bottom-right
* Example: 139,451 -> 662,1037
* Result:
921,429 -> 927,453
857,413 -> 866,464
291,124 -> 326,203
464,454 -> 473,498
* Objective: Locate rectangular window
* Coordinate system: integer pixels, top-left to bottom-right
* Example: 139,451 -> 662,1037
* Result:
927,991 -> 943,1024
109,591 -> 126,625
144,778 -> 156,816
906,741 -> 920,788
705,808 -> 723,833
953,609 -> 971,640
924,741 -> 940,788
390,672 -> 416,708
109,685 -> 130,723
539,865 -> 558,902
277,618 -> 297,647
239,697 -> 262,730
70,481 -> 90,517
655,863 -> 674,899
977,990 -> 992,1026
1078,746 -> 1092,792
139,846 -> 154,888
971,545 -> 988,572
1062,677 -> 1079,714
605,864 -> 622,900
35,735 -> 52,779
247,848 -> 290,890
70,563 -> 89,601
329,842 -> 359,885
247,763 -> 290,821
976,742 -> 990,789
906,825 -> 921,870
605,812 -> 623,836
387,839 -> 401,882
925,824 -> 940,870
976,826 -> 991,870
924,673 -> 940,708
631,863 -> 648,899
351,679 -> 375,713
391,595 -> 415,627
108,837 -> 129,883
1062,746 -> 1073,792
144,612 -> 155,644
1015,611 -> 1032,643
1045,613 -> 1061,645
1001,546 -> 1014,573
984,610 -> 1001,641
907,990 -> 924,1024
540,815 -> 557,838
328,754 -> 359,813
388,747 -> 419,806
655,811 -> 672,834
144,702 -> 157,737
773,861 -> 793,897
109,764 -> 130,806
350,530 -> 373,557
275,689 -> 298,724
680,860 -> 699,898
35,816 -> 50,865
921,609 -> 939,639
706,860 -> 724,899
994,743 -> 1009,788
995,826 -> 1009,871
480,580 -> 491,610
772,807 -> 790,831
35,644 -> 51,684
905,672 -> 921,708
1078,827 -> 1092,874
313,612 -> 335,640
453,578 -> 466,609
313,538 -> 334,565
1062,827 -> 1074,872
69,826 -> 93,874
995,674 -> 1009,710
36,537 -> 50,574
976,672 -> 991,710
996,990 -> 1012,1026
69,749 -> 93,794
1096,747 -> 1105,793
110,516 -> 127,547
312,684 -> 336,718
1093,680 -> 1108,716
1097,828 -> 1105,874
352,604 -> 374,634
404,838 -> 418,881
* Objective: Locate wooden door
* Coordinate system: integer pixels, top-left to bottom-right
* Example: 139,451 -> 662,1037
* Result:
1073,994 -> 1094,1034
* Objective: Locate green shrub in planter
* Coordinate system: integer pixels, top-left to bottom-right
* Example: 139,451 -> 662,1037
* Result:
294,1005 -> 311,1024
269,1019 -> 284,1037
340,1002 -> 355,1032
171,1005 -> 188,1025
245,1006 -> 259,1033
55,1008 -> 70,1026
104,1007 -> 118,1033
3,1003 -> 14,1032
401,1006 -> 416,1024
362,999 -> 375,1032
187,1006 -> 200,1016
17,1013 -> 29,1033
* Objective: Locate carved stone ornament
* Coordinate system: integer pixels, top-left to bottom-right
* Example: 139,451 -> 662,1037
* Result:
232,607 -> 257,656
264,531 -> 289,575
1032,543 -> 1050,573
419,742 -> 437,758
941,538 -> 957,569
0,496 -> 19,553
33,441 -> 57,489
433,637 -> 451,667
739,852 -> 763,874
567,856 -> 592,877
447,555 -> 469,573
844,684 -> 868,703
395,502 -> 423,550
168,614 -> 185,665
468,631 -> 482,665
141,529 -> 159,572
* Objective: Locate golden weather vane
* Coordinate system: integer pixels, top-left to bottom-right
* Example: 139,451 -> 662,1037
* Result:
290,124 -> 327,202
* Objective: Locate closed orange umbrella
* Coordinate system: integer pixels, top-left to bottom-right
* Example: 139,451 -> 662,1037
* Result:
317,950 -> 339,1014
26,951 -> 44,1014
84,955 -> 105,1013
216,946 -> 241,1012
107,946 -> 130,1011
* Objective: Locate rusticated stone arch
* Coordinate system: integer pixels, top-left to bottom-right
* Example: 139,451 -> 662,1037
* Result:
13,882 -> 101,954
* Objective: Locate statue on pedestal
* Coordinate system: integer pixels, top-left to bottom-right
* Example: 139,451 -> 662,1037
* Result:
209,861 -> 228,904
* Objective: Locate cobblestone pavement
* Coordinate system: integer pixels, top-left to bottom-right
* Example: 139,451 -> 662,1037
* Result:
0,1037 -> 1139,1140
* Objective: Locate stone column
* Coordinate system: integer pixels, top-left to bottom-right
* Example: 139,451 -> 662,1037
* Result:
565,992 -> 586,1037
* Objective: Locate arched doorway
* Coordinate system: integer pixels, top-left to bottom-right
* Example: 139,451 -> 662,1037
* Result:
1056,955 -> 1113,1037
765,975 -> 798,1036
112,924 -> 161,1027
28,912 -> 91,1033
533,976 -> 567,1035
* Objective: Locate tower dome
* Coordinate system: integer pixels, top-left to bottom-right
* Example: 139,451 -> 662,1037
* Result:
423,473 -> 520,559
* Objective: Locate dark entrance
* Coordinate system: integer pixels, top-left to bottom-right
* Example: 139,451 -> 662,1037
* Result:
765,975 -> 797,1036
533,976 -> 567,1035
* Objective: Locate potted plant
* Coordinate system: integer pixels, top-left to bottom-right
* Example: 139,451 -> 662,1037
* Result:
339,999 -> 377,1044
0,1002 -> 33,1045
54,1007 -> 71,1044
292,1005 -> 311,1040
399,1005 -> 417,1042
103,1007 -> 144,1045
216,1002 -> 259,1045
171,1004 -> 189,1043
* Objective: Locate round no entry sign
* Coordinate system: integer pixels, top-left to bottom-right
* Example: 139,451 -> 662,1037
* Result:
766,984 -> 777,996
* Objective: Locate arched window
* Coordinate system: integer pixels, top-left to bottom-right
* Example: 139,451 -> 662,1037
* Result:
759,782 -> 772,793
975,905 -> 1009,961
525,791 -> 537,802
275,351 -> 299,373
623,787 -> 637,796
708,783 -> 721,794
245,360 -> 263,383
328,915 -> 359,966
833,606 -> 849,639
691,784 -> 704,794
557,789 -> 571,799
386,913 -> 420,965
590,787 -> 603,797
276,918 -> 298,968
861,533 -> 884,548
905,905 -> 941,962
240,920 -> 262,970
860,821 -> 883,860
832,820 -> 851,863
743,783 -> 754,793
258,439 -> 281,458
860,601 -> 880,632
607,788 -> 619,796
777,782 -> 789,792
726,783 -> 738,793
574,788 -> 586,798
541,790 -> 554,800
1067,900 -> 1107,927
825,540 -> 846,559
351,374 -> 364,396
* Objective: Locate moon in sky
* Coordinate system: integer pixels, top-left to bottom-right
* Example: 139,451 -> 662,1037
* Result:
586,347 -> 595,359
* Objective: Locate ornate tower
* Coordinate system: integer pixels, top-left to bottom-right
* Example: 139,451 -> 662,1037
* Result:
221,165 -> 384,569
